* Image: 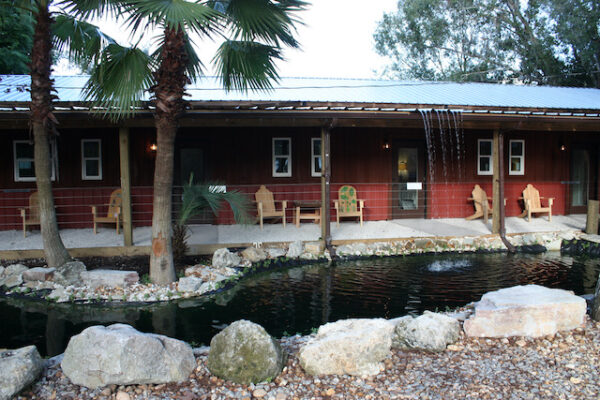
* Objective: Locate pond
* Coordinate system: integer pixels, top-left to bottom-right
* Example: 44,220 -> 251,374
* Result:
1,252 -> 599,356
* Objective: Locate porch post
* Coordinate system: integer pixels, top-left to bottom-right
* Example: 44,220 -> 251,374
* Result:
321,124 -> 332,251
492,129 -> 501,234
119,127 -> 133,246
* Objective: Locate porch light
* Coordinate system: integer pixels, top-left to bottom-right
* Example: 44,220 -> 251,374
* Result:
560,144 -> 566,151
149,143 -> 157,151
383,139 -> 391,150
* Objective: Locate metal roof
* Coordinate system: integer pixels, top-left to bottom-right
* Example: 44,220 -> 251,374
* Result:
1,74 -> 600,111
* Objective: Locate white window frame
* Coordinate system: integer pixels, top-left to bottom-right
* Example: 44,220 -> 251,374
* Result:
477,139 -> 493,175
272,137 -> 292,177
13,140 -> 57,182
311,137 -> 322,177
81,139 -> 102,180
509,139 -> 525,175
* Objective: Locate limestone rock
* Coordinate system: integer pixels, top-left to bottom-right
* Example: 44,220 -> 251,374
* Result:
49,286 -> 68,302
0,266 -> 4,277
0,346 -> 43,400
298,318 -> 395,376
53,261 -> 86,286
265,248 -> 286,259
61,324 -> 195,388
212,248 -> 241,268
80,270 -> 139,289
392,311 -> 460,352
207,320 -> 285,384
178,276 -> 203,292
0,264 -> 28,288
22,267 -> 55,282
286,241 -> 303,258
185,265 -> 236,282
304,241 -> 323,255
464,285 -> 586,338
241,247 -> 267,263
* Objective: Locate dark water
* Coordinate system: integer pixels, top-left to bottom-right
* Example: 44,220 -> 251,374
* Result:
2,252 -> 599,356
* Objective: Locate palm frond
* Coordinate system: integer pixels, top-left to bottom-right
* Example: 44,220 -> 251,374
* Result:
122,0 -> 222,36
216,0 -> 306,48
55,0 -> 125,21
52,13 -> 116,72
213,40 -> 281,92
83,43 -> 155,120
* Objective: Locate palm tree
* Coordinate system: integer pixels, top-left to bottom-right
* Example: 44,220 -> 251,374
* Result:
15,0 -> 115,268
83,0 -> 306,284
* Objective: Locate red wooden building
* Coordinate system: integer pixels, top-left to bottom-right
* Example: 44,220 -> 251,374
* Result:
0,75 -> 599,236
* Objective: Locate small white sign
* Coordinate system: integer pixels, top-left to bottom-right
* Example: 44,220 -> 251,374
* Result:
407,182 -> 422,190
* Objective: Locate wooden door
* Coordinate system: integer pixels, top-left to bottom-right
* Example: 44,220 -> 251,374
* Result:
568,146 -> 598,214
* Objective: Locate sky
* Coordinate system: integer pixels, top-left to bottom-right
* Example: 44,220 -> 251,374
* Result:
56,0 -> 399,80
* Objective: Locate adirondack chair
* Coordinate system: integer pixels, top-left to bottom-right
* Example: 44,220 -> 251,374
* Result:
521,184 -> 553,222
255,185 -> 287,229
91,188 -> 122,234
18,191 -> 40,238
334,185 -> 364,227
466,185 -> 491,223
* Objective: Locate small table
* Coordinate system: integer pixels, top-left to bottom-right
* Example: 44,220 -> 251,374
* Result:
294,200 -> 321,227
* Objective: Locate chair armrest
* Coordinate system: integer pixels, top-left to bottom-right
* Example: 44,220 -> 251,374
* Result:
90,205 -> 97,216
334,200 -> 339,210
548,198 -> 554,206
358,200 -> 365,210
281,200 -> 287,210
113,206 -> 121,218
18,208 -> 26,217
257,202 -> 263,214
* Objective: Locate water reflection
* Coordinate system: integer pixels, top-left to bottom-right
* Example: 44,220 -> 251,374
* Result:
2,253 -> 599,356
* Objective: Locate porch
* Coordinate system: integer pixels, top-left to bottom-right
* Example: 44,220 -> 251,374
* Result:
0,214 -> 585,258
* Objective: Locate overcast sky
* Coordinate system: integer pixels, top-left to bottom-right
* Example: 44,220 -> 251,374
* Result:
57,0 -> 399,80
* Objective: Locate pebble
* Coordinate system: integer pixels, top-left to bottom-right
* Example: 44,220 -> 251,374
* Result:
275,393 -> 287,400
115,391 -> 130,400
253,388 -> 268,398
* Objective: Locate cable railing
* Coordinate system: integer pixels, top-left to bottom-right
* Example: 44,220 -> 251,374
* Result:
0,180 -> 577,230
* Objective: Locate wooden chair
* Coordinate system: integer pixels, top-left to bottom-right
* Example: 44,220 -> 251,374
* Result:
521,184 -> 553,222
18,191 -> 40,238
334,185 -> 364,227
91,188 -> 122,234
466,185 -> 491,223
255,185 -> 287,229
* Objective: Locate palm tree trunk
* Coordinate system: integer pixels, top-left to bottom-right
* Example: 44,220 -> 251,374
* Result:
149,26 -> 187,284
30,4 -> 71,268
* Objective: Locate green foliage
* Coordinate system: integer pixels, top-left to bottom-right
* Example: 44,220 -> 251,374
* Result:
374,0 -> 600,86
0,2 -> 33,74
141,273 -> 152,285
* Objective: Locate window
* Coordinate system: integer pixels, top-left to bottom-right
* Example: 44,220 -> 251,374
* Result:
81,139 -> 102,180
13,140 -> 57,182
509,140 -> 525,175
477,139 -> 493,175
311,138 -> 322,177
272,137 -> 291,177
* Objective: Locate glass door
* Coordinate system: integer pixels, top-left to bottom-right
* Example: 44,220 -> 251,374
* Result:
570,148 -> 591,214
393,142 -> 426,218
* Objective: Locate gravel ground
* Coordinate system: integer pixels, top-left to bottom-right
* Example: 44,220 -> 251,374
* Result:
17,316 -> 600,400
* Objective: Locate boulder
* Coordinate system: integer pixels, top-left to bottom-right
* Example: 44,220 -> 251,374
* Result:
0,264 -> 28,288
61,324 -> 195,388
22,267 -> 55,282
0,346 -> 43,400
298,318 -> 394,376
53,261 -> 86,286
207,320 -> 285,384
178,276 -> 203,292
80,270 -> 139,289
392,311 -> 460,352
0,266 -> 4,276
286,241 -> 304,258
241,247 -> 267,263
304,241 -> 324,255
184,265 -> 235,282
212,248 -> 241,268
265,248 -> 286,259
464,285 -> 586,338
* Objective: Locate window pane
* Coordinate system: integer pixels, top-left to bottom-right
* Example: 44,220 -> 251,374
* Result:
511,157 -> 521,172
83,141 -> 99,158
85,160 -> 99,177
16,142 -> 33,158
274,140 -> 289,156
275,157 -> 289,174
479,157 -> 490,172
313,139 -> 321,155
511,141 -> 523,156
314,157 -> 322,173
18,160 -> 35,177
479,141 -> 492,156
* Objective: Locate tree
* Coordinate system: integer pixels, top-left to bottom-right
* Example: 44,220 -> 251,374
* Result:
16,0 -> 115,268
0,1 -> 33,74
82,0 -> 306,284
374,0 -> 598,86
